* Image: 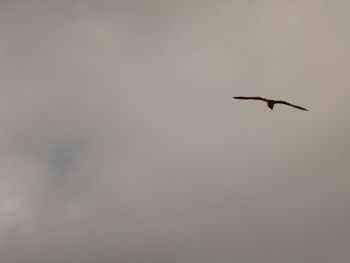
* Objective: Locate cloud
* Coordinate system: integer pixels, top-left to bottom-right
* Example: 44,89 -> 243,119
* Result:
0,1 -> 349,262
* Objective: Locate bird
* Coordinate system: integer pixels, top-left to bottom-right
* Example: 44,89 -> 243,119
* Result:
233,96 -> 308,111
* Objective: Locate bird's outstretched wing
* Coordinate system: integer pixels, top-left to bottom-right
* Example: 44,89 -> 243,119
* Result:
233,96 -> 267,101
274,100 -> 308,111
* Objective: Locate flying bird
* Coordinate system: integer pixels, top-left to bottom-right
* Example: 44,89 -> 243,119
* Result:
233,96 -> 308,111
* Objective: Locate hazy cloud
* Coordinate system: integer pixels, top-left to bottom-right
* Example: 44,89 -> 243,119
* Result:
0,1 -> 349,262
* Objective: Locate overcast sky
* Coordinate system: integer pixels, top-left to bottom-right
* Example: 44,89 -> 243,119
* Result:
0,1 -> 349,262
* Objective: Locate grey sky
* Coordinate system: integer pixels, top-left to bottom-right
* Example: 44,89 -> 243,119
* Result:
0,1 -> 349,262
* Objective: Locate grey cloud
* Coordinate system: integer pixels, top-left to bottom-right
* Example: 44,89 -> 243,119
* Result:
0,1 -> 349,263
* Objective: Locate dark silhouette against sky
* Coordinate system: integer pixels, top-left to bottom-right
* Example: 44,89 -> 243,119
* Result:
233,96 -> 308,111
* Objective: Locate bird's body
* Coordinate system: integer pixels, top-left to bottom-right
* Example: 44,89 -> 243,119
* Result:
266,100 -> 275,110
233,96 -> 308,111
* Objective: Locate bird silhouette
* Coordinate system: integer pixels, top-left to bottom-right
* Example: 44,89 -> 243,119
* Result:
233,96 -> 308,111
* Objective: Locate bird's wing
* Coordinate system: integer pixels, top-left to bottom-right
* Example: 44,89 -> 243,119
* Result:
233,96 -> 267,101
274,100 -> 308,111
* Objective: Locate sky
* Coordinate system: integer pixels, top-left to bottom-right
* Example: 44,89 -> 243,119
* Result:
0,1 -> 349,262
